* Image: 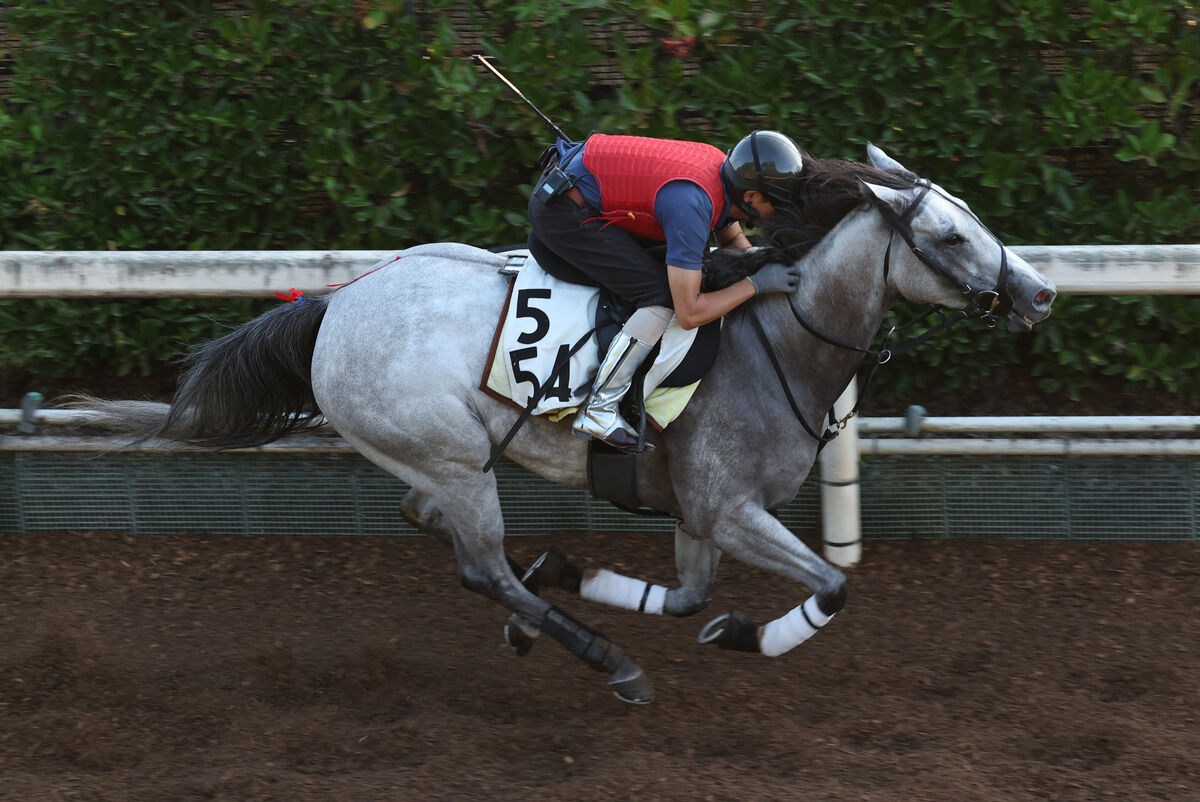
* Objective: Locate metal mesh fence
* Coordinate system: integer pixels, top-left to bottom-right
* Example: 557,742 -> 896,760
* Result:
859,455 -> 1198,541
0,450 -> 1195,540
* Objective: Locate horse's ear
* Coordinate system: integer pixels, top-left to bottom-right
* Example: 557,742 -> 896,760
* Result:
866,143 -> 918,179
861,180 -> 908,211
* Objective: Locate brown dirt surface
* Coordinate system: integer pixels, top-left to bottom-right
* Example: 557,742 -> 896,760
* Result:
1,530 -> 1197,801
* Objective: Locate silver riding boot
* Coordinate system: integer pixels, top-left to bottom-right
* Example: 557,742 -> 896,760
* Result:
573,306 -> 673,453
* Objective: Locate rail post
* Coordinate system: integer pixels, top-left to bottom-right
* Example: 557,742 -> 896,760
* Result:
820,381 -> 862,567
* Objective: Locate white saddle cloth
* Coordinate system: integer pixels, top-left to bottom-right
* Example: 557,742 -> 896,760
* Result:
483,252 -> 704,429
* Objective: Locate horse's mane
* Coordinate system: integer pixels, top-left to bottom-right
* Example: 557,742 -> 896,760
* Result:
702,153 -> 918,291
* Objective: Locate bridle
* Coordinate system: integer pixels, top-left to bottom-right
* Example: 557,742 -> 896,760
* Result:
751,178 -> 1016,448
874,179 -> 1014,326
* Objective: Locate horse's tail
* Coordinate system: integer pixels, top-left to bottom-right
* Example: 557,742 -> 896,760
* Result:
70,296 -> 330,449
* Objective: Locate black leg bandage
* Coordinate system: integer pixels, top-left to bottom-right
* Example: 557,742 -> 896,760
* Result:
540,606 -> 628,674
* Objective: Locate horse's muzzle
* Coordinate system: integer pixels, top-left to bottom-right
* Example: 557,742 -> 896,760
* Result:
1006,273 -> 1057,333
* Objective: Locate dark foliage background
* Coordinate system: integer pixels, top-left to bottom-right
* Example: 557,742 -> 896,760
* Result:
1,0 -> 1197,409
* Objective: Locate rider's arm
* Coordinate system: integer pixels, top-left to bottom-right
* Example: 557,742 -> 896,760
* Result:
656,181 -> 755,329
667,266 -> 754,330
715,221 -> 753,252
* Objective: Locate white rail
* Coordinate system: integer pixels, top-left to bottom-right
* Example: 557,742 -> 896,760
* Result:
819,389 -> 1200,567
859,415 -> 1200,435
2,245 -> 1199,297
1008,244 -> 1200,294
0,250 -> 394,297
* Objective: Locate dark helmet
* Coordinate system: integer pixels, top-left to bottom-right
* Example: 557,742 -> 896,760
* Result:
720,130 -> 804,219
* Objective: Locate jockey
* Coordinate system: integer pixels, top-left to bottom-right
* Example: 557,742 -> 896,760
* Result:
527,130 -> 805,453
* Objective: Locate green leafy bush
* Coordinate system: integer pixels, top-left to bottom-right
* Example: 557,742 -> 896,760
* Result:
0,0 -> 1196,407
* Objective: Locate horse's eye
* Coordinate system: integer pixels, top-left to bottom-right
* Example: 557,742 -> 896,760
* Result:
943,234 -> 966,246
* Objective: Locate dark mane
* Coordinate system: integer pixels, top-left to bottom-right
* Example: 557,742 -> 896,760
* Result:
702,153 -> 918,291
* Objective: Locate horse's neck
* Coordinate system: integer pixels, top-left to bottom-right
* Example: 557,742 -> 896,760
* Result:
753,206 -> 894,413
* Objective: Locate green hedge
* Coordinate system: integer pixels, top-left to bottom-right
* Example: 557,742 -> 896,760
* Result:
1,0 -> 1197,405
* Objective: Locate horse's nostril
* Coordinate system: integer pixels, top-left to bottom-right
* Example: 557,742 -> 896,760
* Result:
1034,289 -> 1053,306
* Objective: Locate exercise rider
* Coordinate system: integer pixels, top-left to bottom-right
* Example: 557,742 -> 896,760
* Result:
527,129 -> 806,453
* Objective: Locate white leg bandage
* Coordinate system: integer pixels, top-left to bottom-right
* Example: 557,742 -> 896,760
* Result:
580,568 -> 667,615
758,595 -> 834,657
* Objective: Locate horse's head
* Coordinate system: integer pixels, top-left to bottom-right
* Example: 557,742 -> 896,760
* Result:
861,144 -> 1056,333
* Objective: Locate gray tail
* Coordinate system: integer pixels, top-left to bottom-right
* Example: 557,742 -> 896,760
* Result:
71,296 -> 330,449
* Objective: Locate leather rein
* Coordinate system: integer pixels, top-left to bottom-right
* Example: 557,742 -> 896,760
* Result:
751,179 -> 1015,448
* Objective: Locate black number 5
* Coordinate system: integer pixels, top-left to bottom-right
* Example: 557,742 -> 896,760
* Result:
516,288 -> 551,344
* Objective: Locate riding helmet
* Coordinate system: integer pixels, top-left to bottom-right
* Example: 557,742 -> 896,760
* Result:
720,130 -> 804,217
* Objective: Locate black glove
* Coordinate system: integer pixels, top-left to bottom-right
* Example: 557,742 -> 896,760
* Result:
747,262 -> 800,295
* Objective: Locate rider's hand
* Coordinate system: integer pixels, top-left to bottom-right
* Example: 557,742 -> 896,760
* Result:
747,262 -> 799,295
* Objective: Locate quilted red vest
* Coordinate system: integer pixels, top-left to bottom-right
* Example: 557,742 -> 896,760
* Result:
581,134 -> 727,241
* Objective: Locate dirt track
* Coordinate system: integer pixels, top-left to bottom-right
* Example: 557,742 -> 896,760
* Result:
1,530 -> 1197,801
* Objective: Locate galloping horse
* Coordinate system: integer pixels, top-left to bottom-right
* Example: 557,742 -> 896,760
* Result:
79,146 -> 1056,703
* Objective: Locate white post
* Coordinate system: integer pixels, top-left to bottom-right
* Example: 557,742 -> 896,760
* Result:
819,380 -> 861,567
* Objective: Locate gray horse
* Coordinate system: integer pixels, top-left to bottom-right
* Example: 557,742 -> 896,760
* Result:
78,146 -> 1056,704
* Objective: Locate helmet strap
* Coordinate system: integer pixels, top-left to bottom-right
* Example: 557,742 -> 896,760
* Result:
734,196 -> 760,223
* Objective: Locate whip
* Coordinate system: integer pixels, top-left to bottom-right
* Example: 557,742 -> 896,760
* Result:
472,54 -> 571,142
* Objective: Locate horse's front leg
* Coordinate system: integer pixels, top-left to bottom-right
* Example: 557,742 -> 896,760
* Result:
664,521 -> 722,615
577,521 -> 722,616
695,503 -> 847,656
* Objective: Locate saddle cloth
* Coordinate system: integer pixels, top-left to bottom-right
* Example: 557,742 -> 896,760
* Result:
483,252 -> 706,429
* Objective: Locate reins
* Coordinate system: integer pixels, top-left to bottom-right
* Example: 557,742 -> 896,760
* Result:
755,179 -> 1014,448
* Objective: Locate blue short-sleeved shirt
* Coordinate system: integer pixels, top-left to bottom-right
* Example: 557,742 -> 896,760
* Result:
556,139 -> 729,272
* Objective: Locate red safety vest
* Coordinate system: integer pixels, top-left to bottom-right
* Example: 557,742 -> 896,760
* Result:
582,134 -> 727,241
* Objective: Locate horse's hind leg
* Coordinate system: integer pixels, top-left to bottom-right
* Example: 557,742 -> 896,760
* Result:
402,488 -> 544,656
401,488 -> 453,547
504,527 -> 713,652
358,441 -> 654,703
502,547 -> 583,656
402,488 -> 527,577
446,490 -> 654,702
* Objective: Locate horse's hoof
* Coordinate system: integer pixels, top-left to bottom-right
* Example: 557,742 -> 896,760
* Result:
504,614 -> 538,657
697,610 -> 761,653
608,656 -> 654,704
